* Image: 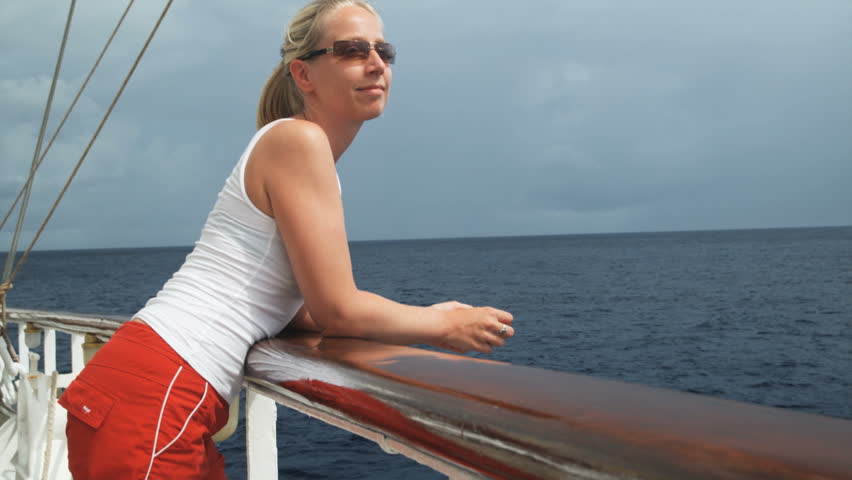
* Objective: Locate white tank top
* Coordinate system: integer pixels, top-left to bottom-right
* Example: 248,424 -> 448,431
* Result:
136,118 -> 328,402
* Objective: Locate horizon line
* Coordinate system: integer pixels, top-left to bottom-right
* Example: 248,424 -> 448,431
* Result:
9,223 -> 851,254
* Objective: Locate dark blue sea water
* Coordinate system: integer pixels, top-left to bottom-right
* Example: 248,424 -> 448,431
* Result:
4,226 -> 851,479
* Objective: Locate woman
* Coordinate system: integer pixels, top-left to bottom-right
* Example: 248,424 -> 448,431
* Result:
58,1 -> 514,478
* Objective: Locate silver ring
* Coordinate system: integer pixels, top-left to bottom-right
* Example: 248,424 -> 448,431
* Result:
498,325 -> 508,336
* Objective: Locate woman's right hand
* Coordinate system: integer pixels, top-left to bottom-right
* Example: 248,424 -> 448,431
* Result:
437,306 -> 514,354
429,300 -> 472,311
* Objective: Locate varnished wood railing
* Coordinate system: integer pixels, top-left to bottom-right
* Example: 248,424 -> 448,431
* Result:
245,333 -> 852,480
8,309 -> 852,479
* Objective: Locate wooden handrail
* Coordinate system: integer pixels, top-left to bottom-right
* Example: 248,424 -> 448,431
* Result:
8,309 -> 122,340
8,309 -> 852,479
246,333 -> 852,480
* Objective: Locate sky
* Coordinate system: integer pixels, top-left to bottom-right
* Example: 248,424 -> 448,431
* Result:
1,0 -> 850,251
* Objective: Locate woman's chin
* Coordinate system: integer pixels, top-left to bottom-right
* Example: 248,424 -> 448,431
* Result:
359,106 -> 386,121
354,96 -> 388,121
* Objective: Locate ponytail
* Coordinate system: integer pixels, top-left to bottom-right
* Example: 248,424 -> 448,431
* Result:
256,63 -> 302,128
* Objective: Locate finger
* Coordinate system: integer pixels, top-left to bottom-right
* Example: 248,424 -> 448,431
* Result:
476,341 -> 494,354
484,333 -> 505,348
485,307 -> 513,324
494,323 -> 515,339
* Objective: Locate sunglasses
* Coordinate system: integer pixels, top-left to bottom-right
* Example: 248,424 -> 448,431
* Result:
297,40 -> 396,65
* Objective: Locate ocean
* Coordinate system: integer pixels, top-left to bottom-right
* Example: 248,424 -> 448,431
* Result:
4,226 -> 851,479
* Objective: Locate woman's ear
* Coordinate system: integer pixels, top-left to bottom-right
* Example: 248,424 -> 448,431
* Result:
289,60 -> 315,94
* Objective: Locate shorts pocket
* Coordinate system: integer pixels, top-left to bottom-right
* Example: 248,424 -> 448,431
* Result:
58,377 -> 117,429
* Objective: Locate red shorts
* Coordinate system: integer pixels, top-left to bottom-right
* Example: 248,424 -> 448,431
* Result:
59,321 -> 230,479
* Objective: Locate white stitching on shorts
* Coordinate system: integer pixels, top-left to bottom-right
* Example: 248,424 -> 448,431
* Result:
144,365 -> 182,480
154,383 -> 208,456
143,367 -> 211,479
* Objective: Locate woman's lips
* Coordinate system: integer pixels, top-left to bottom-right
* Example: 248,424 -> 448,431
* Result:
357,85 -> 385,95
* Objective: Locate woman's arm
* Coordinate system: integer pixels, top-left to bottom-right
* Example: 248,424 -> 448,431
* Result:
247,120 -> 513,353
287,305 -> 321,332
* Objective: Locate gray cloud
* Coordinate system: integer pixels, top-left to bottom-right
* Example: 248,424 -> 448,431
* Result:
1,0 -> 850,250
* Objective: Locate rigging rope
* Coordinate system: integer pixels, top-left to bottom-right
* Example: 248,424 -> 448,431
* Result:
0,0 -> 137,235
0,0 -> 76,365
41,371 -> 59,480
6,0 -> 175,288
2,0 -> 171,369
0,282 -> 15,363
1,0 -> 76,283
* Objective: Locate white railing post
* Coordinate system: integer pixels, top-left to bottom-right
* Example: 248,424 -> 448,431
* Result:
246,387 -> 278,480
44,329 -> 56,374
70,334 -> 84,376
17,325 -> 30,373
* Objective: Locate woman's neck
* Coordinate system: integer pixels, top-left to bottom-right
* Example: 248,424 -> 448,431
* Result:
297,107 -> 362,163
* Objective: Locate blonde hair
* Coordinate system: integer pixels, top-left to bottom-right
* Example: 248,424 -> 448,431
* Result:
256,0 -> 381,128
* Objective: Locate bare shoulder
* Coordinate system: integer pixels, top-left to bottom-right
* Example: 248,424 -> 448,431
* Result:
254,119 -> 332,167
245,119 -> 336,214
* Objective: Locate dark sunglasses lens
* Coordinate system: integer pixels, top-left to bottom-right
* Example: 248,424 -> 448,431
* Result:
334,41 -> 370,59
332,41 -> 395,64
375,43 -> 395,64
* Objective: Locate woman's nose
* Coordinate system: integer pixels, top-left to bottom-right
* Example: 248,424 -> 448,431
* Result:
364,48 -> 386,74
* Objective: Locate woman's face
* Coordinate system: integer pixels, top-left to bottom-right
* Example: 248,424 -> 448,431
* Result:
306,5 -> 392,122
